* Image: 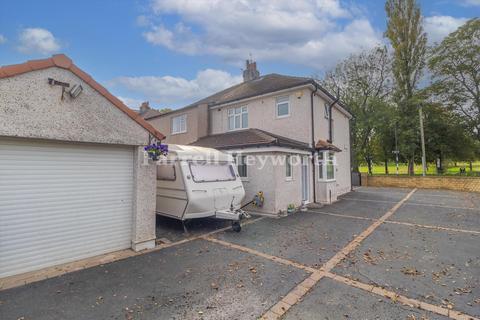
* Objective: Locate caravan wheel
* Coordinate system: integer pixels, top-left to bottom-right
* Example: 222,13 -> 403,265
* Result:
231,221 -> 241,232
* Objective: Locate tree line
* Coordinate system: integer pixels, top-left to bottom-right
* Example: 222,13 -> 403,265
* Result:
321,0 -> 479,175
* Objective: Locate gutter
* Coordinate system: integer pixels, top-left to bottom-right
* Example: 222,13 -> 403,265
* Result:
310,84 -> 318,204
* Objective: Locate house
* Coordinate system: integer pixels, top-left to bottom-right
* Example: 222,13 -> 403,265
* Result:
0,54 -> 165,278
145,60 -> 352,214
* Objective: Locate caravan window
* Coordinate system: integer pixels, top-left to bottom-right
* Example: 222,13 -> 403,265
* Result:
189,162 -> 236,182
157,163 -> 176,181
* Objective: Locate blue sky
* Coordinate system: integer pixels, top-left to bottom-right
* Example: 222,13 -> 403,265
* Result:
0,0 -> 478,109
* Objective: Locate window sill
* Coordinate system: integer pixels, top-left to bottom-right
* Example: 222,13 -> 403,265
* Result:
285,177 -> 294,181
240,177 -> 249,182
227,127 -> 248,132
276,114 -> 291,119
318,179 -> 336,182
171,131 -> 187,135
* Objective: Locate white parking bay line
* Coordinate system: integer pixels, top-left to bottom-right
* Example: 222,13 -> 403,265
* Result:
260,188 -> 417,319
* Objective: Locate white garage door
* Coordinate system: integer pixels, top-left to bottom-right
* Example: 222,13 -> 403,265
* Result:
0,139 -> 134,278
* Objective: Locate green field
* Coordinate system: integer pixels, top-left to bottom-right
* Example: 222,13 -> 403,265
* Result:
359,161 -> 480,176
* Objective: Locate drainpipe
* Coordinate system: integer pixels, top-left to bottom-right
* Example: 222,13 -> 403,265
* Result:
310,83 -> 318,204
328,97 -> 340,143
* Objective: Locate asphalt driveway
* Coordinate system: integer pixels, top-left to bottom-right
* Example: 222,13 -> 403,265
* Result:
1,187 -> 479,320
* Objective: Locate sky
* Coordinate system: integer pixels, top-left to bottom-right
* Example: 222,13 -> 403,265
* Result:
0,0 -> 478,110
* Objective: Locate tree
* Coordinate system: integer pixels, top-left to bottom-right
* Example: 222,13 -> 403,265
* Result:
385,0 -> 428,175
422,103 -> 477,172
321,46 -> 394,173
428,18 -> 480,141
159,108 -> 173,114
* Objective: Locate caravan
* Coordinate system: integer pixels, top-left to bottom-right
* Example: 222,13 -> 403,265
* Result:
155,145 -> 248,231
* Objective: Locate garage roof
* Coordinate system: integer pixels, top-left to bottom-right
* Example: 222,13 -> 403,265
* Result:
0,54 -> 165,140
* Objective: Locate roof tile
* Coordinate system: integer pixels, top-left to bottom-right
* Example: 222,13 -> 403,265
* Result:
27,58 -> 55,71
315,139 -> 342,152
191,128 -> 310,151
52,54 -> 73,69
1,63 -> 33,77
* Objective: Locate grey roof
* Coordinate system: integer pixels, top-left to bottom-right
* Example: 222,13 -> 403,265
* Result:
138,108 -> 162,119
191,73 -> 312,107
190,128 -> 311,151
146,73 -> 351,120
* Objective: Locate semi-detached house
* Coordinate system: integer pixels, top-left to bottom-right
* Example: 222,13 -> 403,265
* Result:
144,60 -> 353,214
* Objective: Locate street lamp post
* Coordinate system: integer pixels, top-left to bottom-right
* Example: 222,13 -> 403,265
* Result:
419,106 -> 427,176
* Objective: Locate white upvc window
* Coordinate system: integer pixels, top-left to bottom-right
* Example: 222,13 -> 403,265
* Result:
228,106 -> 248,130
171,114 -> 187,134
235,155 -> 248,178
276,96 -> 290,118
285,155 -> 293,180
324,103 -> 330,119
318,151 -> 336,181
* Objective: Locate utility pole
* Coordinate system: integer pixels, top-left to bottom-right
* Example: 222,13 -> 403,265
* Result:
393,124 -> 399,175
419,105 -> 426,176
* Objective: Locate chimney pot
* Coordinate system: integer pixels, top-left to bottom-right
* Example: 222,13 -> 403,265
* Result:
139,101 -> 150,114
243,59 -> 260,82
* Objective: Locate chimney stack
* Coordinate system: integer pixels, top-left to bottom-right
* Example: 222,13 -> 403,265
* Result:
139,101 -> 150,114
243,59 -> 260,82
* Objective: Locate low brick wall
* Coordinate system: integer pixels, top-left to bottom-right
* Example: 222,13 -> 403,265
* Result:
361,174 -> 480,193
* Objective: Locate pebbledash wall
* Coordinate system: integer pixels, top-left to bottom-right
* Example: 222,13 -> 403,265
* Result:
361,174 -> 480,193
0,59 -> 160,251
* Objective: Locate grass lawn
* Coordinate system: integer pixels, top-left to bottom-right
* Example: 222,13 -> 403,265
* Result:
359,161 -> 480,176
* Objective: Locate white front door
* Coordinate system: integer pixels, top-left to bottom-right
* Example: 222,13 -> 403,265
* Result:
0,139 -> 134,278
301,156 -> 309,202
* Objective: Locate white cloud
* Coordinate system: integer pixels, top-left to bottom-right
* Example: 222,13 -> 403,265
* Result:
109,69 -> 242,107
17,28 -> 61,54
460,0 -> 480,6
141,0 -> 382,70
424,16 -> 468,44
0,34 -> 6,44
117,96 -> 145,109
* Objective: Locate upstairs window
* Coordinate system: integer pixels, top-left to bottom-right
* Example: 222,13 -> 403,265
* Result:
276,96 -> 290,118
228,106 -> 248,130
172,114 -> 187,134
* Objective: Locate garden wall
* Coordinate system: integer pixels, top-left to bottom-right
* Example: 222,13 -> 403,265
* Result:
361,174 -> 480,193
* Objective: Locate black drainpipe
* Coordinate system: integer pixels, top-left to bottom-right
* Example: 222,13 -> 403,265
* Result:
310,83 -> 318,204
328,97 -> 340,143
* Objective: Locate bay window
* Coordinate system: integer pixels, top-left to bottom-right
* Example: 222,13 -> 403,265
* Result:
318,151 -> 336,181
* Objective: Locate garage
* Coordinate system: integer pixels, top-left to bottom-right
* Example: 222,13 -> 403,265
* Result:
0,139 -> 134,277
0,54 -> 165,279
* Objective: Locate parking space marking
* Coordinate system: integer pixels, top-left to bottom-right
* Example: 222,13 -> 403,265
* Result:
325,272 -> 480,320
385,219 -> 480,235
341,197 -> 480,211
306,210 -> 376,221
307,210 -> 480,235
204,213 -> 479,320
259,189 -> 417,319
0,217 -> 264,291
202,236 -> 317,273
